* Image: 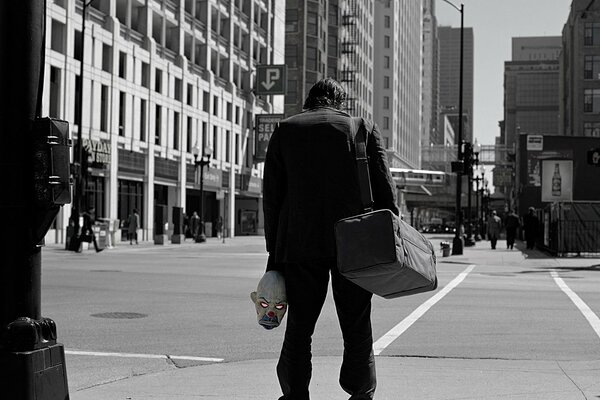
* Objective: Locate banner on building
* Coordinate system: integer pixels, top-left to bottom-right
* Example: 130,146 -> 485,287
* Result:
541,159 -> 573,202
255,114 -> 284,162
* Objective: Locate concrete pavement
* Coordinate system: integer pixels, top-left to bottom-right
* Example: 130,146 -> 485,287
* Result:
53,237 -> 600,400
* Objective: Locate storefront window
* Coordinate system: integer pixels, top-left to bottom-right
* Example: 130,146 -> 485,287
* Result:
118,179 -> 144,229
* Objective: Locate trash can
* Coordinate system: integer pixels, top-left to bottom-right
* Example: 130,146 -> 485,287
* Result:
440,241 -> 451,257
94,222 -> 109,251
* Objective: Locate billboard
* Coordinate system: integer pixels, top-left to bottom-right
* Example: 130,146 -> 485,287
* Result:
541,160 -> 573,202
254,114 -> 284,162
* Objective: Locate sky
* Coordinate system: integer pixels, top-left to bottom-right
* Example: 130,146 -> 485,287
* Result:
435,0 -> 573,145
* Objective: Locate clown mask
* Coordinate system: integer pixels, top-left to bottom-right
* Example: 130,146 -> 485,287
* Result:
250,271 -> 287,330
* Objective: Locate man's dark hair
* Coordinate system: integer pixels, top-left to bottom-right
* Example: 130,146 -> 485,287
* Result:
303,78 -> 346,110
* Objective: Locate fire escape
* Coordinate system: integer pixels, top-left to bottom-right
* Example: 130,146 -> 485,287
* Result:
340,0 -> 358,113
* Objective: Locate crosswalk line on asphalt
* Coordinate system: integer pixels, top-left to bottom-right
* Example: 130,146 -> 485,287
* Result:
551,270 -> 600,340
65,350 -> 224,363
373,264 -> 476,356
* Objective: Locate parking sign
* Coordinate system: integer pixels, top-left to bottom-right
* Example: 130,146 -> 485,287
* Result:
255,65 -> 286,95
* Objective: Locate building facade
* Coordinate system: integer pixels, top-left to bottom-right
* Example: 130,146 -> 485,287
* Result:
421,0 -> 438,147
44,0 -> 284,244
373,0 -> 423,169
504,36 -> 561,150
283,0 -> 374,121
437,26 -> 473,144
560,0 -> 600,137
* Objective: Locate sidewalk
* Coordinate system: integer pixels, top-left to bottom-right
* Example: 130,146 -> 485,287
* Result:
70,238 -> 600,400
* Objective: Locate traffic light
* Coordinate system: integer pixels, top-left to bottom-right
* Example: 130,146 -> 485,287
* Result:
587,149 -> 600,166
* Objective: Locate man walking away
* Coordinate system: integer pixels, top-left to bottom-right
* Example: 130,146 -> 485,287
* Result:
487,210 -> 502,250
504,210 -> 520,250
523,207 -> 540,249
263,78 -> 399,400
127,209 -> 140,244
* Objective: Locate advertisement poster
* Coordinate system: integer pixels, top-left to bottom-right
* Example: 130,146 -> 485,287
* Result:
254,114 -> 284,162
527,150 -> 572,187
541,160 -> 573,202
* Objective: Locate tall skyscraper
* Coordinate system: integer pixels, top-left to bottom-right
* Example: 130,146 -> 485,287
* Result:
504,36 -> 561,149
284,0 -> 374,120
421,0 -> 439,147
560,0 -> 600,137
437,26 -> 474,144
373,0 -> 424,168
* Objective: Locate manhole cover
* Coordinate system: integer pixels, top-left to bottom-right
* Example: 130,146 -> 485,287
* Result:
91,312 -> 148,319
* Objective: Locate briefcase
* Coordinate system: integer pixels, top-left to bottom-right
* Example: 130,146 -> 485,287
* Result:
334,118 -> 437,299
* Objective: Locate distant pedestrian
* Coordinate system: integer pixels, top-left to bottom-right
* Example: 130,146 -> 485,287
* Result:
504,210 -> 520,250
190,211 -> 200,241
80,207 -> 103,253
487,210 -> 502,250
215,216 -> 223,239
523,207 -> 540,249
127,209 -> 140,245
263,78 -> 398,399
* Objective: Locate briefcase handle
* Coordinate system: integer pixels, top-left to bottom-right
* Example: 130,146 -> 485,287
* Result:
352,117 -> 374,213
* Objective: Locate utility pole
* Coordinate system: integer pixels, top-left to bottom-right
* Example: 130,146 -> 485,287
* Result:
0,1 -> 71,398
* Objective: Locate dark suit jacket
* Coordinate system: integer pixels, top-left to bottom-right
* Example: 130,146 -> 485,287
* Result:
263,107 -> 399,266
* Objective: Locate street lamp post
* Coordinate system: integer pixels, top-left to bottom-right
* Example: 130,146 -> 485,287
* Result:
473,174 -> 482,241
193,144 -> 212,243
441,0 -> 465,255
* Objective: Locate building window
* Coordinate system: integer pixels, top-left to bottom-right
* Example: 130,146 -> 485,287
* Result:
384,35 -> 390,49
100,84 -> 108,132
585,22 -> 600,46
584,121 -> 600,137
384,15 -> 390,28
174,78 -> 182,101
307,46 -> 317,71
118,51 -> 127,79
51,20 -> 65,54
118,91 -> 126,136
286,9 -> 298,32
383,76 -> 390,89
384,56 -> 390,69
235,133 -> 240,164
49,67 -> 61,118
213,126 -> 219,160
187,83 -> 193,106
155,68 -> 162,93
584,55 -> 600,79
187,117 -> 193,152
225,130 -> 230,162
285,44 -> 298,68
307,11 -> 318,36
226,102 -> 232,121
140,99 -> 147,141
141,62 -> 150,88
383,116 -> 389,129
155,105 -> 162,145
74,29 -> 82,61
286,79 -> 298,104
202,121 -> 208,148
203,91 -> 210,112
584,89 -> 600,113
102,43 -> 112,72
383,96 -> 390,109
235,106 -> 240,124
173,111 -> 180,150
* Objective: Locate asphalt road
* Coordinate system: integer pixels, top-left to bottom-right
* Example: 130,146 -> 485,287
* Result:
39,235 -> 600,396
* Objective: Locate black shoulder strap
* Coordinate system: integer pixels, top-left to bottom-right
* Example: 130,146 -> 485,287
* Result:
353,117 -> 373,212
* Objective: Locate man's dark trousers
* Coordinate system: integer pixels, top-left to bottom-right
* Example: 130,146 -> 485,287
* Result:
277,258 -> 376,400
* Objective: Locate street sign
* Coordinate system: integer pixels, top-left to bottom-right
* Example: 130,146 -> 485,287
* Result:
587,148 -> 600,166
254,114 -> 284,162
255,65 -> 286,95
527,135 -> 544,151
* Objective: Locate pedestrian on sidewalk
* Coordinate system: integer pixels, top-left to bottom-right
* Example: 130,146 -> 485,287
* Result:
487,210 -> 502,250
523,207 -> 540,249
190,211 -> 200,242
127,209 -> 140,245
215,216 -> 223,239
79,207 -> 103,253
504,209 -> 520,250
263,78 -> 399,400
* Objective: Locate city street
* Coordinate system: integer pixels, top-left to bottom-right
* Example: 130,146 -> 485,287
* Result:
40,235 -> 600,399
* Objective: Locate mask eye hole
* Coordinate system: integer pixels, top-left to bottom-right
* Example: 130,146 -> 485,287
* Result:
275,304 -> 285,310
260,301 -> 269,308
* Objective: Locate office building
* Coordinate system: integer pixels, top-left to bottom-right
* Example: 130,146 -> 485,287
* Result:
560,0 -> 600,137
44,0 -> 284,243
437,26 -> 473,144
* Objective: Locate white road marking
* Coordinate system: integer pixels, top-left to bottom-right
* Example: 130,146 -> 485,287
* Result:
551,270 -> 600,340
373,264 -> 476,356
65,350 -> 223,363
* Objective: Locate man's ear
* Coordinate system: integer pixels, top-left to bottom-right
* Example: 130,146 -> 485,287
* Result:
250,291 -> 257,303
